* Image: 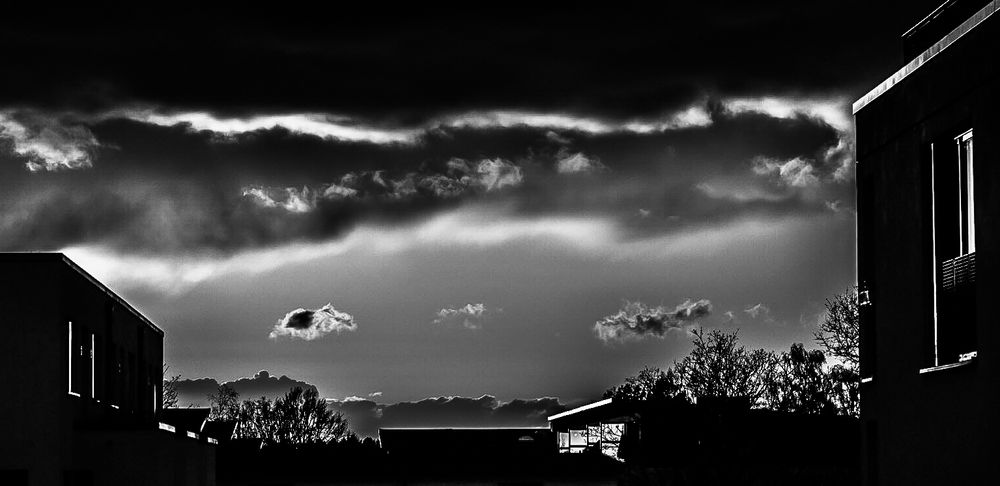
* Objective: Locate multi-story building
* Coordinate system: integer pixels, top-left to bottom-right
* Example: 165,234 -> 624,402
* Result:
0,253 -> 214,486
855,0 -> 1000,483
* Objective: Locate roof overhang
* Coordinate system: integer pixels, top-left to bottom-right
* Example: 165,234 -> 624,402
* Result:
853,0 -> 999,114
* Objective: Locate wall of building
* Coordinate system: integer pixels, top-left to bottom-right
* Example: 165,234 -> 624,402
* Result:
855,8 -> 1000,484
0,254 -> 207,486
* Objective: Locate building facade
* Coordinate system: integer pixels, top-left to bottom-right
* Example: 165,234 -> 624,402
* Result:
855,1 -> 1000,483
0,253 -> 214,486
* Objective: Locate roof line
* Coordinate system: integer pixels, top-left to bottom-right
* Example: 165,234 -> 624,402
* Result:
54,253 -> 165,336
853,0 -> 999,114
902,0 -> 957,38
546,398 -> 613,421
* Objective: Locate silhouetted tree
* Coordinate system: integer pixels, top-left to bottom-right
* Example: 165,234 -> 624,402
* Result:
815,286 -> 859,368
766,343 -> 838,415
815,286 -> 860,417
208,384 -> 241,421
675,328 -> 777,407
162,364 -> 181,409
235,387 -> 349,446
603,366 -> 688,404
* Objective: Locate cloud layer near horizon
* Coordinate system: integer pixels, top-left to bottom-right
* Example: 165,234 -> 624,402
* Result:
172,371 -> 567,439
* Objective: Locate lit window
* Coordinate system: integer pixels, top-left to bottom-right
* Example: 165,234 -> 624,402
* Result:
67,322 -> 74,395
90,334 -> 96,399
557,432 -> 569,453
600,423 -> 625,461
569,429 -> 587,452
930,129 -> 977,366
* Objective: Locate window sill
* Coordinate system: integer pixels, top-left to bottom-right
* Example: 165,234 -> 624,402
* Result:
919,356 -> 976,375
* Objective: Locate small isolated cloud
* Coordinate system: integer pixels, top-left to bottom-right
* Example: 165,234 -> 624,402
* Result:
434,303 -> 492,329
368,391 -> 383,399
744,303 -> 770,319
594,299 -> 712,343
752,156 -> 819,187
0,110 -> 100,172
270,302 -> 357,340
744,303 -> 777,325
556,150 -> 606,174
638,208 -> 652,218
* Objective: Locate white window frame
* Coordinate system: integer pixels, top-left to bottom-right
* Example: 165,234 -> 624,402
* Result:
67,322 -> 80,397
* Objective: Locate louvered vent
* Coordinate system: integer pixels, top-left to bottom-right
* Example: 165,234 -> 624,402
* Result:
941,252 -> 976,291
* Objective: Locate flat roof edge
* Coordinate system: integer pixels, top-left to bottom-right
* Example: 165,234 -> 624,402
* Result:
546,398 -> 613,421
853,0 -> 999,114
61,254 -> 166,336
1,252 -> 165,336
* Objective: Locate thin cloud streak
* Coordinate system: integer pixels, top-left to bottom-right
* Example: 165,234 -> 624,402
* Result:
61,206 -> 829,296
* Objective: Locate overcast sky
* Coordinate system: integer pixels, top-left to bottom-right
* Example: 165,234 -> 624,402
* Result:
1,2 -> 942,412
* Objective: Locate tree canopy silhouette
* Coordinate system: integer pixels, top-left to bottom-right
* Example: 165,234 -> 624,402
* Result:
608,287 -> 861,416
225,386 -> 349,447
603,366 -> 687,404
675,328 -> 777,406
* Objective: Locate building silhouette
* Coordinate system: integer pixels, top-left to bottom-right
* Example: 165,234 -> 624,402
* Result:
0,253 -> 215,486
855,0 -> 1000,483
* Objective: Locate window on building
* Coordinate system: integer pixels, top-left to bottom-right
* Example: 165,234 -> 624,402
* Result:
67,322 -> 84,397
568,429 -> 587,453
89,334 -> 96,399
600,423 -> 625,460
929,129 -> 977,367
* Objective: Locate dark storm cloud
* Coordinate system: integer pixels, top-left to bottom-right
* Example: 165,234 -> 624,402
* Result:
594,299 -> 712,343
270,303 -> 357,340
0,101 -> 850,256
0,2 -> 943,119
173,370 -> 318,407
326,395 -> 568,438
0,1 -> 909,258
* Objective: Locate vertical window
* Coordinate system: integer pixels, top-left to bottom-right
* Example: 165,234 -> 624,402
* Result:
930,129 -> 977,367
569,429 -> 587,453
67,322 -> 85,397
90,334 -> 96,399
67,322 -> 75,395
